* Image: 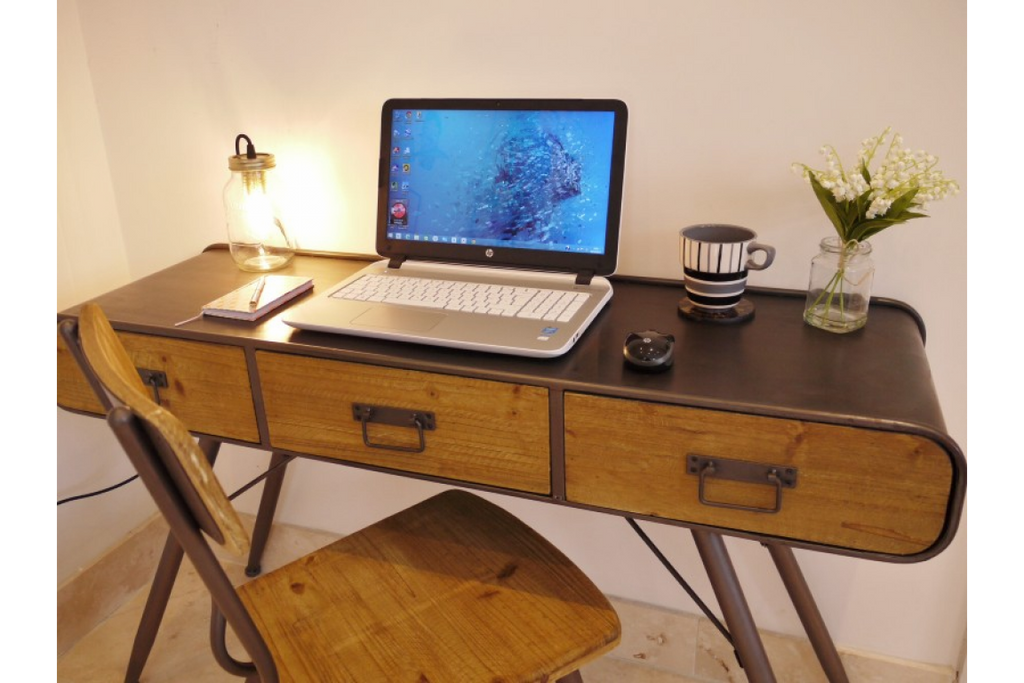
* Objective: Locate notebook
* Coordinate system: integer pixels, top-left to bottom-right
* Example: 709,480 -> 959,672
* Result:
283,98 -> 629,358
202,275 -> 313,321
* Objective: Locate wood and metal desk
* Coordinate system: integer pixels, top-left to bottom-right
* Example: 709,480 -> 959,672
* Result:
57,245 -> 966,683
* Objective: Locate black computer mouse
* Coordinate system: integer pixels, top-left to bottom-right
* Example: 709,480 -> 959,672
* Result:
623,330 -> 674,372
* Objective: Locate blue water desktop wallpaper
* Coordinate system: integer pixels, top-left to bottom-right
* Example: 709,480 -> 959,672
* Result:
387,109 -> 616,254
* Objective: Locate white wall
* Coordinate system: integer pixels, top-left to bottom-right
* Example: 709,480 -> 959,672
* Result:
58,0 -> 967,669
56,0 -> 156,585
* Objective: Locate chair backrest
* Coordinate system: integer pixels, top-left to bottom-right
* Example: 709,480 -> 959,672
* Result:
76,303 -> 249,556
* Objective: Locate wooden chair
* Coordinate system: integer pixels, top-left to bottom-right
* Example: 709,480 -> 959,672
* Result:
73,303 -> 621,682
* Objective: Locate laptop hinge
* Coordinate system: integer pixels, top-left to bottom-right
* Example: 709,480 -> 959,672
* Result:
575,269 -> 595,286
387,256 -> 407,270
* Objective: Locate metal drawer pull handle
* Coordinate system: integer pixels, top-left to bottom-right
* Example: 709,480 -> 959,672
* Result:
687,454 -> 798,514
137,368 -> 168,405
352,403 -> 437,454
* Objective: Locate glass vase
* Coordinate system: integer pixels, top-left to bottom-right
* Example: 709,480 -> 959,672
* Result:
803,237 -> 874,333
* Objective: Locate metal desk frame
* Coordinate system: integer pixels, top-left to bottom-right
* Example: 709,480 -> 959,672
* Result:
58,246 -> 966,683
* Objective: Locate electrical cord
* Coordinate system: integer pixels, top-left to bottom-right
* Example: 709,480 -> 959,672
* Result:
57,474 -> 139,506
56,454 -> 297,506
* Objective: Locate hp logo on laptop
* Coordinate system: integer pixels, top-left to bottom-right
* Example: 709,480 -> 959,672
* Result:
485,249 -> 494,258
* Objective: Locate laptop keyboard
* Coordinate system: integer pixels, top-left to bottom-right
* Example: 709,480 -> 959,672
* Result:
331,274 -> 590,322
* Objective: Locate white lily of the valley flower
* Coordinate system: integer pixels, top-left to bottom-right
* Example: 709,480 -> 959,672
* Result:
794,127 -> 959,243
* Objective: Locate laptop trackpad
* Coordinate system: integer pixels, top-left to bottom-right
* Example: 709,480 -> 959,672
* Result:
352,307 -> 446,332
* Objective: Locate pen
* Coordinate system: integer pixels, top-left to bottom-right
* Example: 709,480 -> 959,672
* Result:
249,276 -> 266,309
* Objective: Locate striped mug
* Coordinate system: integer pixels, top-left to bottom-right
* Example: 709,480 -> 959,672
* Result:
678,224 -> 775,310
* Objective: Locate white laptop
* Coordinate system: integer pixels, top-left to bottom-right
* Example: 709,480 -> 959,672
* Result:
284,98 -> 629,358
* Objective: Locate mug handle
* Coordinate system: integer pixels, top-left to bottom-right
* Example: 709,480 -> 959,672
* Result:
746,242 -> 776,271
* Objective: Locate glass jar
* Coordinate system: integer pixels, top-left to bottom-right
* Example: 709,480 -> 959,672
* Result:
223,139 -> 296,272
803,236 -> 874,333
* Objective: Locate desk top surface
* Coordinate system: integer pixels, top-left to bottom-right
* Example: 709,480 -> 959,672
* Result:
60,246 -> 957,452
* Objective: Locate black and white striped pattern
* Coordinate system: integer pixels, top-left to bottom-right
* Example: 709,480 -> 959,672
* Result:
678,224 -> 774,310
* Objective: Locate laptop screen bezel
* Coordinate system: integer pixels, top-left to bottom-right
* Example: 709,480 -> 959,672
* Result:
376,98 -> 628,277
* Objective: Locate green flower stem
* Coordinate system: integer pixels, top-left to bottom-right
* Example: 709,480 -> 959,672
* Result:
808,240 -> 855,323
810,268 -> 847,321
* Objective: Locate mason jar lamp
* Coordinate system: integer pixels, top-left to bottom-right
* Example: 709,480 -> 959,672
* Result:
224,134 -> 297,271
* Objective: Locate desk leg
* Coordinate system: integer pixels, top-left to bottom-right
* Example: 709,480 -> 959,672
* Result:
245,452 -> 291,577
766,544 -> 849,683
692,529 -> 777,683
124,438 -> 221,683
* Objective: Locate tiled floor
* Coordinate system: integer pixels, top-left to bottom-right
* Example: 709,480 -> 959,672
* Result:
57,552 -> 700,682
56,518 -> 955,683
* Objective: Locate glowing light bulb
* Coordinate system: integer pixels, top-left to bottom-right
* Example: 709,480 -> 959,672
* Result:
224,134 -> 297,272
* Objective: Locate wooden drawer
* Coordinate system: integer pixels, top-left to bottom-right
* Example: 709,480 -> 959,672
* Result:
57,331 -> 260,443
564,393 -> 954,556
257,352 -> 551,494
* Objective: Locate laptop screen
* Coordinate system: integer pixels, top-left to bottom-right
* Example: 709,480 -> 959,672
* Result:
377,99 -> 628,277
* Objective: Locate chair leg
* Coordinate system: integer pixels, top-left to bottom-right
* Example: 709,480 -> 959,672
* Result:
556,671 -> 584,683
123,532 -> 184,683
245,452 -> 291,577
123,438 -> 221,683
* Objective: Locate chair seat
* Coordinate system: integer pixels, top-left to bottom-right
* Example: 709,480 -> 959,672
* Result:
237,489 -> 620,682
